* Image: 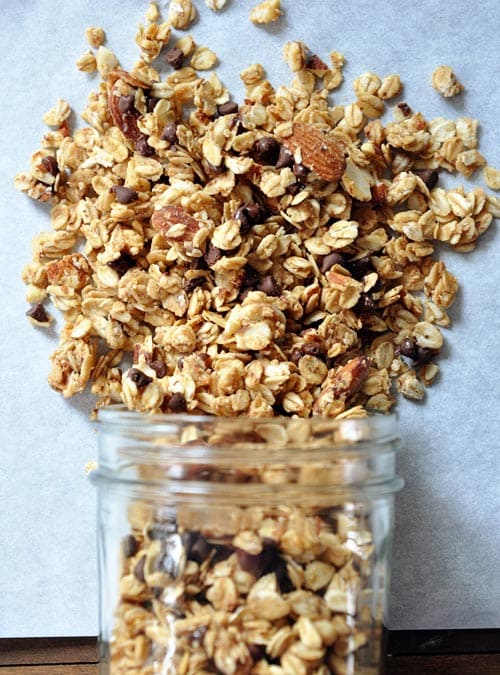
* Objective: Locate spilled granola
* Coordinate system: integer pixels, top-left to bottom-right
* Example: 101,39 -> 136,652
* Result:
16,6 -> 497,423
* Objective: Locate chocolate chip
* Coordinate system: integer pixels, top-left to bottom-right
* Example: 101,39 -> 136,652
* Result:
321,252 -> 345,273
290,347 -> 302,364
150,360 -> 167,378
217,101 -> 239,116
275,145 -> 294,169
235,202 -> 262,234
26,303 -> 50,323
165,47 -> 184,70
41,155 -> 59,176
107,253 -> 136,277
252,137 -> 281,165
185,533 -> 213,564
210,544 -> 234,566
147,96 -> 160,113
242,265 -> 260,289
347,255 -> 373,280
113,185 -> 138,204
185,276 -> 205,293
122,535 -> 139,558
118,94 -> 135,114
128,368 -> 153,388
189,257 -> 207,270
398,337 -> 418,359
414,346 -> 436,366
302,341 -> 323,357
293,163 -> 309,181
357,294 -> 377,313
136,136 -> 154,156
166,392 -> 187,412
133,556 -> 146,583
161,122 -> 178,143
287,181 -> 305,196
249,644 -> 266,662
397,101 -> 412,117
414,169 -> 439,190
257,275 -> 281,297
204,245 -> 223,267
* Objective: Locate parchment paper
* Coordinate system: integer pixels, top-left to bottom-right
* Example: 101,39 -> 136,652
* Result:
1,0 -> 498,637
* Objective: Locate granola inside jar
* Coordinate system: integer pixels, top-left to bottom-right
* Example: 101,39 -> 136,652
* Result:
92,409 -> 403,674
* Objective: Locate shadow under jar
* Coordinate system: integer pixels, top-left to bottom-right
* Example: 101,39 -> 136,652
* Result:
91,409 -> 403,675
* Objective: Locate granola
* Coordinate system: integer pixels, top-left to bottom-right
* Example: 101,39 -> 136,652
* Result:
17,7 -> 496,421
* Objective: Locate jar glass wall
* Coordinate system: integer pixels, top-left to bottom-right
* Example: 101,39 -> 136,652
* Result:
92,409 -> 403,675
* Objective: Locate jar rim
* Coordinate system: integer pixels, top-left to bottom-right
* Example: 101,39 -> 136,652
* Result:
96,404 -> 398,437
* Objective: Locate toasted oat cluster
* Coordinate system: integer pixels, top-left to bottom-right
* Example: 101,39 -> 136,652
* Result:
16,5 -> 498,419
116,501 -> 376,675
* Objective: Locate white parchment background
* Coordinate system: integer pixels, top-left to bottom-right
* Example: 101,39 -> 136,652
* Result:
0,0 -> 498,637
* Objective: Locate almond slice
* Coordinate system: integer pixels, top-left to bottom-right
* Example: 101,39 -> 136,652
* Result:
151,205 -> 200,242
283,122 -> 346,182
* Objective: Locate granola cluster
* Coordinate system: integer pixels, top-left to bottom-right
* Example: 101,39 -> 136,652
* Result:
17,2 -> 498,422
115,501 -> 376,675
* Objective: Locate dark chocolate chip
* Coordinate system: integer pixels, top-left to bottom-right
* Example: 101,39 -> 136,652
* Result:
107,253 -> 136,277
321,252 -> 345,273
128,368 -> 153,388
347,255 -> 373,280
185,533 -> 212,563
293,163 -> 309,181
118,94 -> 136,114
133,556 -> 146,583
217,101 -> 239,116
204,245 -> 223,267
302,341 -> 323,357
249,644 -> 266,662
161,122 -> 178,143
210,544 -> 233,566
235,203 -> 262,234
252,137 -> 281,165
414,346 -> 436,366
150,360 -> 167,378
166,392 -> 187,412
189,257 -> 207,270
185,276 -> 206,293
275,145 -> 294,169
257,275 -> 281,297
136,137 -> 154,156
41,156 -> 59,176
414,169 -> 439,190
147,96 -> 160,113
356,294 -> 377,313
26,303 -> 50,323
242,265 -> 260,289
122,535 -> 139,558
113,185 -> 138,204
398,337 -> 418,359
287,181 -> 305,195
397,101 -> 412,117
165,47 -> 184,70
290,347 -> 302,364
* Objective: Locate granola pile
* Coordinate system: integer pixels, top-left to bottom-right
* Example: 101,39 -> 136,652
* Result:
17,3 -> 499,421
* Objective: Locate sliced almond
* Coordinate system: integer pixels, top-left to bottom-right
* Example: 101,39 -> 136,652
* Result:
283,122 -> 346,182
151,205 -> 200,242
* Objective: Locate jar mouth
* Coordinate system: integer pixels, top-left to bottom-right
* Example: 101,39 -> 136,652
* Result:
96,404 -> 399,444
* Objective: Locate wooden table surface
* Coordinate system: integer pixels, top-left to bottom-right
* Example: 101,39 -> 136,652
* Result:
1,636 -> 500,674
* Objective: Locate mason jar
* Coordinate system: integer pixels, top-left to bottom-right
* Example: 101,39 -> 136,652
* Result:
91,408 -> 403,675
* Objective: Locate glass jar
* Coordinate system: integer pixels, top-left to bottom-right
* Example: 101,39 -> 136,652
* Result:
91,408 -> 403,675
